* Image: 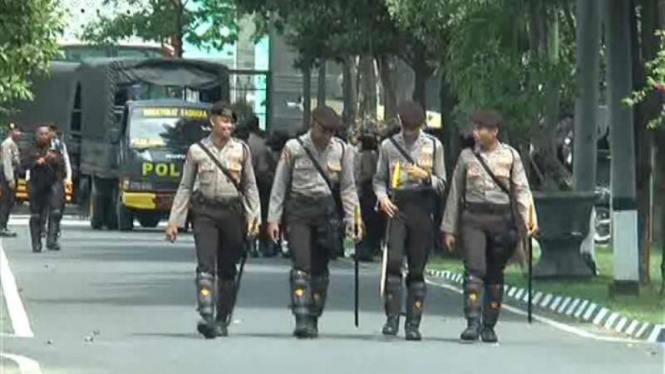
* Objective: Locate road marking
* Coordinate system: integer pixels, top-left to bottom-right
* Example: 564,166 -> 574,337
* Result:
614,317 -> 628,333
566,299 -> 580,316
426,279 -> 645,344
574,300 -> 589,318
593,308 -> 610,325
625,320 -> 639,336
1,353 -> 43,374
0,241 -> 33,338
557,297 -> 572,313
583,303 -> 598,320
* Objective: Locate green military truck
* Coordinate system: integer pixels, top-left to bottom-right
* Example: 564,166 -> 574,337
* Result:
5,58 -> 229,231
77,58 -> 229,230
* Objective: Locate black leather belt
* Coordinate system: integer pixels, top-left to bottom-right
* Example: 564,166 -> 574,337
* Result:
194,194 -> 241,208
465,202 -> 511,215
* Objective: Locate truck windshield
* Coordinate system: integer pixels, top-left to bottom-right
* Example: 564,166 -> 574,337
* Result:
128,107 -> 209,151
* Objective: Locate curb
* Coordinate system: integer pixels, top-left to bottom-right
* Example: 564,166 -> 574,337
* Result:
426,268 -> 664,343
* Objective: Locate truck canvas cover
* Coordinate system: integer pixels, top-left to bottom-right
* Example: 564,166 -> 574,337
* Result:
78,58 -> 229,177
3,61 -> 80,133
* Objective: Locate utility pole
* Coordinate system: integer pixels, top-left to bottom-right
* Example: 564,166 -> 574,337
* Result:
574,0 -> 601,265
604,0 -> 640,295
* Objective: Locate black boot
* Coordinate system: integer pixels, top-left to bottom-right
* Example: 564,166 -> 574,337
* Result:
0,228 -> 17,238
215,279 -> 235,337
290,270 -> 314,339
481,284 -> 503,343
382,275 -> 402,336
46,209 -> 62,251
460,274 -> 483,342
310,274 -> 329,338
29,215 -> 42,253
405,281 -> 426,341
195,273 -> 220,339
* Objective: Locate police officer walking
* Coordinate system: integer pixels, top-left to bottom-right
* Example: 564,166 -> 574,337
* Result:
374,101 -> 446,341
0,123 -> 21,237
165,102 -> 260,339
441,109 -> 537,343
27,126 -> 66,252
267,106 -> 361,339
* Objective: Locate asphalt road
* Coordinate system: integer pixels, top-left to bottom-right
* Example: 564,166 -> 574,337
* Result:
0,217 -> 662,374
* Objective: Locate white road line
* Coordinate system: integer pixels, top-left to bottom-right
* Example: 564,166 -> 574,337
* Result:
425,279 -> 645,344
1,353 -> 43,374
0,242 -> 33,338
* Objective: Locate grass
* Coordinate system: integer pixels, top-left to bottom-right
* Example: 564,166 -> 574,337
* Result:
428,245 -> 665,325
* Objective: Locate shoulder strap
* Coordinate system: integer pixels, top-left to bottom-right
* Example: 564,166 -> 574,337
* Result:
388,135 -> 416,165
196,141 -> 243,196
295,137 -> 334,193
473,151 -> 511,196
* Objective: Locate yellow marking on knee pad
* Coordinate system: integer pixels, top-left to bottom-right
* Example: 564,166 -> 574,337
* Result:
415,301 -> 423,310
294,288 -> 304,297
200,288 -> 210,297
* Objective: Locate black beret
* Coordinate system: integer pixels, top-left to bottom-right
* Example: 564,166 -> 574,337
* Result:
471,109 -> 502,129
210,101 -> 238,123
398,101 -> 426,129
312,106 -> 343,131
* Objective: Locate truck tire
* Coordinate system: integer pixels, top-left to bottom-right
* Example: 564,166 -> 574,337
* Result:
116,192 -> 134,231
137,213 -> 160,228
90,178 -> 104,230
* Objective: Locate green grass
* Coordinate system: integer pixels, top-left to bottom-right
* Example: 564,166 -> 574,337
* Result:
428,245 -> 665,324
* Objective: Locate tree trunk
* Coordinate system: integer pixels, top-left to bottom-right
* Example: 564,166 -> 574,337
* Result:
358,54 -> 377,120
342,56 -> 358,128
303,62 -> 312,129
411,43 -> 430,109
574,0 -> 602,262
317,60 -> 326,108
605,0 -> 640,293
377,54 -> 398,123
530,3 -> 572,190
440,66 -> 460,179
174,0 -> 184,57
632,0 -> 659,284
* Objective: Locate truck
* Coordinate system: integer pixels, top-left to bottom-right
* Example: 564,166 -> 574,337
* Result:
5,58 -> 230,231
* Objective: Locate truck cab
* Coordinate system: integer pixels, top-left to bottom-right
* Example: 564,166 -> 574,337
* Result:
111,101 -> 211,230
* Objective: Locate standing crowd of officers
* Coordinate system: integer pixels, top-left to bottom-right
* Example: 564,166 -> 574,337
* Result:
166,100 -> 539,343
0,123 -> 72,253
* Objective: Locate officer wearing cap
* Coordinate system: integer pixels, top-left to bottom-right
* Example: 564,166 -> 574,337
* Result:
165,101 -> 260,339
441,109 -> 538,343
267,106 -> 362,339
0,123 -> 21,237
374,100 -> 446,341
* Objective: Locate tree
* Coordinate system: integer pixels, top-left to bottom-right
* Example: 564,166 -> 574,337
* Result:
439,0 -> 576,189
81,0 -> 238,57
0,0 -> 63,113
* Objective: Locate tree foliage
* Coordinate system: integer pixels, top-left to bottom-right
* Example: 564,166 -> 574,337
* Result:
81,0 -> 238,57
0,0 -> 64,113
625,29 -> 665,129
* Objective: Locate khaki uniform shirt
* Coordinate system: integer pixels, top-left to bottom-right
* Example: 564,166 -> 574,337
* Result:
441,143 -> 536,235
267,131 -> 359,226
1,137 -> 19,183
168,136 -> 260,228
373,131 -> 446,201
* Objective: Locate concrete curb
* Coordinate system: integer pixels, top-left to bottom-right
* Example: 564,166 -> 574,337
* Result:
426,268 -> 664,343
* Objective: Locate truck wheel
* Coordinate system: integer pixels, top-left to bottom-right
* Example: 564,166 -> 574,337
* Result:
90,179 -> 104,230
116,193 -> 134,231
137,214 -> 160,228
